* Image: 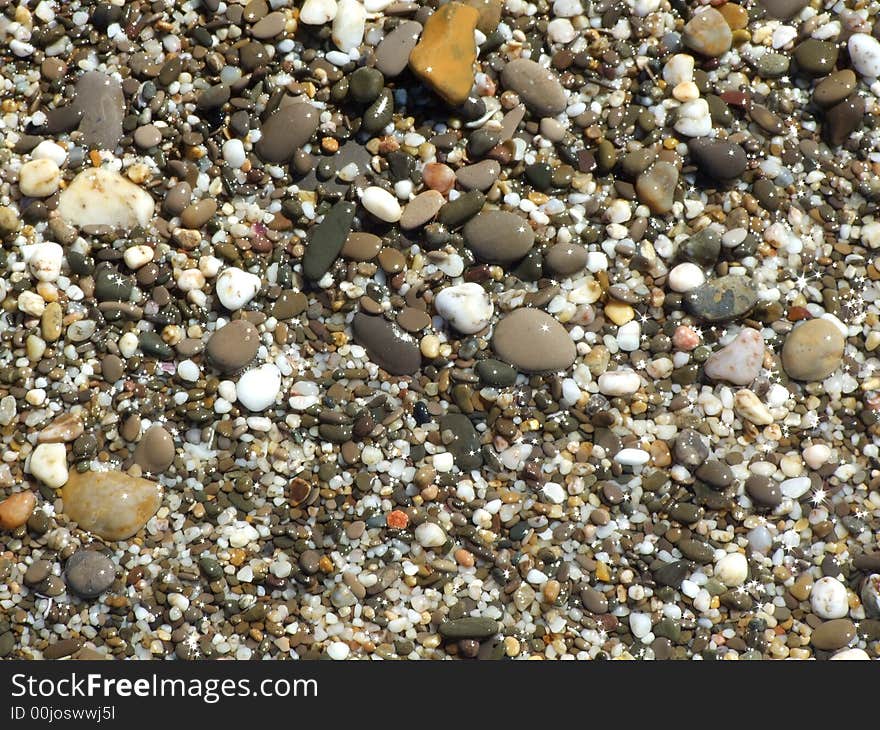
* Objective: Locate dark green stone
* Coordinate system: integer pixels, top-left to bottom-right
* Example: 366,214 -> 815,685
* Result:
439,413 -> 483,470
438,617 -> 499,640
438,191 -> 484,228
303,200 -> 356,280
476,359 -> 517,387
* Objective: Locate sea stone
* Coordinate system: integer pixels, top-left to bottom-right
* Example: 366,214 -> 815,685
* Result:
636,162 -> 678,214
57,168 -> 155,229
688,138 -> 747,180
376,20 -> 422,78
492,308 -> 576,373
133,425 -> 175,474
434,282 -> 494,334
439,413 -> 484,470
206,319 -> 260,372
684,275 -> 758,322
255,102 -> 320,163
61,470 -> 163,541
704,328 -> 764,385
38,413 -> 84,443
500,58 -> 567,117
683,8 -> 732,58
463,210 -> 535,264
73,71 -> 124,150
409,2 -> 479,106
781,318 -> 845,381
0,492 -> 36,530
64,550 -> 116,599
352,312 -> 422,375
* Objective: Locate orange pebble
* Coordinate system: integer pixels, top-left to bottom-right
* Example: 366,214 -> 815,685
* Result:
454,548 -> 475,567
387,510 -> 409,529
0,491 -> 36,530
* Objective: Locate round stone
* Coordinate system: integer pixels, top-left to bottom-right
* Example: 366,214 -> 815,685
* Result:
463,211 -> 535,264
745,474 -> 782,508
492,309 -> 576,373
811,576 -> 849,619
133,425 -> 175,474
781,319 -> 845,381
206,319 -> 261,373
64,550 -> 116,598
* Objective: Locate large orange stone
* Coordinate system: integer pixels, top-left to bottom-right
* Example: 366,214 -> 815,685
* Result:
409,2 -> 480,106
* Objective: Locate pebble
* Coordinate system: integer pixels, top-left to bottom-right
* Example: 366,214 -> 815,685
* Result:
73,71 -> 124,150
376,21 -> 422,78
300,0 -> 337,24
303,200 -> 357,280
734,389 -> 773,426
215,267 -> 262,310
61,470 -> 163,541
636,161 -> 678,214
813,70 -> 857,108
332,0 -> 366,53
463,210 -> 535,264
415,521 -> 447,548
598,369 -> 641,396
745,475 -> 782,508
500,59 -> 567,117
704,329 -> 764,385
683,8 -> 732,57
409,2 -> 479,106
803,443 -> 832,470
810,577 -> 849,619
545,243 -> 588,277
830,648 -> 869,661
492,309 -> 576,373
361,186 -> 402,222
781,319 -> 845,381
64,550 -> 116,599
342,232 -> 382,261
687,138 -> 747,180
19,158 -> 61,198
824,95 -> 865,147
438,617 -> 499,640
685,275 -> 758,323
675,99 -> 713,137
207,319 -> 261,372
25,241 -> 63,282
715,552 -> 748,587
0,492 -> 36,531
759,0 -> 807,19
352,313 -> 422,375
400,190 -> 444,230
434,283 -> 494,334
236,364 -> 282,411
848,34 -> 880,78
29,442 -> 68,488
255,103 -> 320,163
133,425 -> 175,474
57,168 -> 155,229
456,160 -> 501,191
667,262 -> 705,293
38,413 -> 84,443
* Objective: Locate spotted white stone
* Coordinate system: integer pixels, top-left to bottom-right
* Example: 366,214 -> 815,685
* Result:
434,283 -> 494,334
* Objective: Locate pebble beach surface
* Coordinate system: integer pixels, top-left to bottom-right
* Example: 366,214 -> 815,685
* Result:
1,0 -> 880,662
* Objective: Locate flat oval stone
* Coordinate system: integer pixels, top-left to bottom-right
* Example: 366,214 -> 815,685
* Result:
375,20 -> 422,78
684,275 -> 758,323
133,425 -> 175,474
341,232 -> 382,261
811,619 -> 856,650
400,190 -> 444,230
492,308 -> 576,373
500,58 -> 567,117
352,312 -> 421,375
455,160 -> 501,191
255,102 -> 320,163
476,358 -> 517,387
206,319 -> 260,372
813,70 -> 857,108
794,39 -> 838,75
781,318 -> 845,381
61,470 -> 163,541
180,199 -> 217,229
463,210 -> 535,264
438,617 -> 499,640
745,474 -> 782,508
688,138 -> 747,180
65,550 -> 116,599
759,0 -> 807,18
824,94 -> 865,147
73,71 -> 124,150
303,200 -> 356,280
544,242 -> 588,277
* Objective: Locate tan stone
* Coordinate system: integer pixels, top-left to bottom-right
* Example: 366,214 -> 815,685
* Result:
61,470 -> 163,541
409,2 -> 480,106
0,491 -> 36,530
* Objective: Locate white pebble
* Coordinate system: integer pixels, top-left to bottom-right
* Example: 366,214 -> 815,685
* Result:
123,244 -> 154,270
849,33 -> 880,78
29,442 -> 68,488
300,0 -> 337,24
361,186 -> 402,222
598,369 -> 641,396
19,158 -> 61,197
674,98 -> 712,137
215,267 -> 262,310
629,612 -> 652,639
614,448 -> 650,467
433,452 -> 454,473
332,0 -> 366,53
668,262 -> 705,292
803,443 -> 831,470
663,54 -> 695,86
31,140 -> 67,166
830,648 -> 870,660
177,360 -> 200,382
542,482 -> 566,504
25,241 -> 63,282
811,576 -> 849,619
327,641 -> 350,660
715,552 -> 748,587
433,283 -> 494,334
236,364 -> 281,412
222,138 -> 246,168
616,321 -> 641,352
415,522 -> 447,548
780,476 -> 811,500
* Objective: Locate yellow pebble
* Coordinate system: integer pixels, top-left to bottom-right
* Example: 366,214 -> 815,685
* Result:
605,300 -> 634,325
420,334 -> 440,358
596,561 -> 611,582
